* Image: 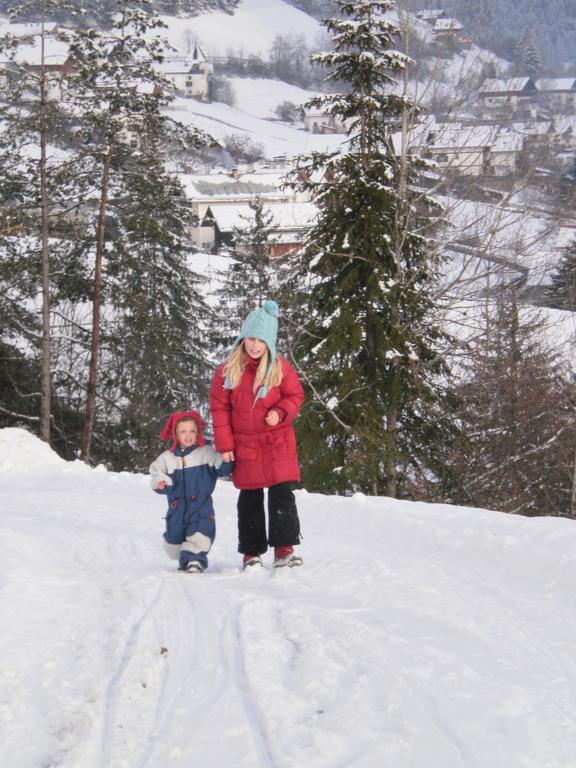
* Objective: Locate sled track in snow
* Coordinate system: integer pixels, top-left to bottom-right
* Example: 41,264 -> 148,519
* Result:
179,576 -> 278,767
225,599 -> 278,767
99,575 -> 170,767
99,570 -> 279,768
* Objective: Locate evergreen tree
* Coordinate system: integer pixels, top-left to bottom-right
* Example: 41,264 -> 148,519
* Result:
64,0 -> 215,463
448,292 -> 576,517
513,30 -> 542,78
0,0 -> 88,444
546,240 -> 576,312
212,195 -> 277,358
100,131 -> 213,470
288,0 -> 451,497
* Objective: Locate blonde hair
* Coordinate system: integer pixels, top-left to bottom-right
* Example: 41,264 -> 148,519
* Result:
224,343 -> 283,393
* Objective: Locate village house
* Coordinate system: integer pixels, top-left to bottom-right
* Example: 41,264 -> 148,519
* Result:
409,123 -> 521,178
426,125 -> 491,177
303,108 -> 350,134
486,131 -> 524,176
0,60 -> 18,92
179,168 -> 310,249
478,77 -> 537,118
479,77 -> 537,117
416,9 -> 446,24
157,44 -> 212,101
535,78 -> 576,115
5,31 -> 77,101
200,200 -> 316,255
479,77 -> 537,118
551,116 -> 576,148
429,18 -> 473,53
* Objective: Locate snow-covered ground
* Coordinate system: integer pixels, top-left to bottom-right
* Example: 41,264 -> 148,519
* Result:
2,427 -> 576,768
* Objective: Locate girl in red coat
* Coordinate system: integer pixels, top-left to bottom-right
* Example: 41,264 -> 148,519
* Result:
210,300 -> 304,570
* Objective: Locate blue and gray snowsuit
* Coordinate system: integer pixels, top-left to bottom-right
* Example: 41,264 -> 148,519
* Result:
150,445 -> 233,570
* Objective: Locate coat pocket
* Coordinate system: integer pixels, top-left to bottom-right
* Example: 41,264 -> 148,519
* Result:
271,432 -> 290,458
236,443 -> 259,462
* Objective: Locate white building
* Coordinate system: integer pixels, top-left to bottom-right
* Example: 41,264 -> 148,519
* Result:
179,168 -> 309,249
8,32 -> 76,101
535,79 -> 576,114
479,77 -> 537,117
158,44 -> 212,101
200,200 -> 317,254
406,122 -> 521,178
303,108 -> 350,134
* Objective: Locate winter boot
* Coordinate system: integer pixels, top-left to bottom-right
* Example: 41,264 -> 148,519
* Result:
273,546 -> 303,568
243,554 -> 263,570
180,560 -> 204,573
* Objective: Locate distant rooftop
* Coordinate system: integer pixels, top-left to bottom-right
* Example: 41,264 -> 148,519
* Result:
433,18 -> 464,32
479,77 -> 535,95
206,201 -> 316,232
535,78 -> 576,92
180,171 -> 291,200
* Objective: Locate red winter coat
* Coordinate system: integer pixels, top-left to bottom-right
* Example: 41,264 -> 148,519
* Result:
210,355 -> 304,490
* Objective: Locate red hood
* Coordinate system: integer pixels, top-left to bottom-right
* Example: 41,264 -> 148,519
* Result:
159,410 -> 206,452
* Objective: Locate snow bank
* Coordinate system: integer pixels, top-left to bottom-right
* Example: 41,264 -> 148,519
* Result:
0,427 -> 66,472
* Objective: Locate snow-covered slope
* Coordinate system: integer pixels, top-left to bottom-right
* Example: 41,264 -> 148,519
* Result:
160,0 -> 324,58
1,427 -> 576,768
166,93 -> 343,159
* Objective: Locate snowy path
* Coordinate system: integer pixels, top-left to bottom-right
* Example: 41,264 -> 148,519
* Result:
2,429 -> 576,768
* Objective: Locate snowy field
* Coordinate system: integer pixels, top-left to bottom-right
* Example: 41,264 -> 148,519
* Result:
2,427 -> 576,768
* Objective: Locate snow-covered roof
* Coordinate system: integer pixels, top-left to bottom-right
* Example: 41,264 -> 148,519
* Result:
9,34 -> 70,67
433,18 -> 464,32
207,201 -> 316,232
0,21 -> 59,38
535,78 -> 576,93
509,120 -> 553,135
416,10 -> 445,21
406,123 -> 519,153
552,115 -> 576,133
157,58 -> 196,75
479,77 -> 535,95
491,132 -> 524,152
180,171 -> 291,201
555,226 -> 576,250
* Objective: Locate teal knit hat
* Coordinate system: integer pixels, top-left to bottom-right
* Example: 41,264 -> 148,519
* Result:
224,300 -> 279,399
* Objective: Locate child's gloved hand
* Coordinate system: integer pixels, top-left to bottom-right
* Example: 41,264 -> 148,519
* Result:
265,409 -> 280,426
156,481 -> 167,490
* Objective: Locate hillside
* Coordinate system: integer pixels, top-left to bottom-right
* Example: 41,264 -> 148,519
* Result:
411,0 -> 576,70
1,427 -> 576,768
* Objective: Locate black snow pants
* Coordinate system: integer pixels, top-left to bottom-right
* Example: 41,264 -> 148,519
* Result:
237,482 -> 301,555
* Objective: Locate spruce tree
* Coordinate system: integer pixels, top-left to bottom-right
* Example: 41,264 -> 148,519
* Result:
0,0 -> 86,444
448,292 -> 575,517
289,0 -> 450,497
212,195 -> 277,357
64,0 -> 215,463
546,240 -> 576,312
513,30 -> 542,78
101,131 -> 213,470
